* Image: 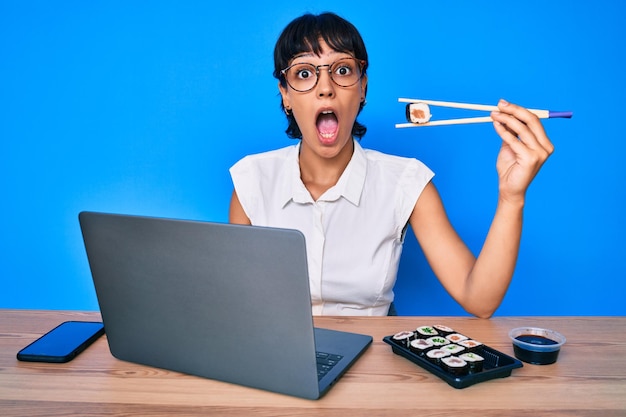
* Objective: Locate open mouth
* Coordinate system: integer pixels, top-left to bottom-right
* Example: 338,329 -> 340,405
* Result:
316,110 -> 339,141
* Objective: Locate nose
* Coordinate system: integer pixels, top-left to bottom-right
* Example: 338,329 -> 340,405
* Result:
316,66 -> 334,97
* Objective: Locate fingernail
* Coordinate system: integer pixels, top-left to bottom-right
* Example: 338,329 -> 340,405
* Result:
499,99 -> 509,106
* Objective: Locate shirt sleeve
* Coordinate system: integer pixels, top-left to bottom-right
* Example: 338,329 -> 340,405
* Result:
229,156 -> 259,223
396,158 -> 435,237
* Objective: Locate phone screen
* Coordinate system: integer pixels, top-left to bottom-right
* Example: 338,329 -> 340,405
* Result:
17,321 -> 105,363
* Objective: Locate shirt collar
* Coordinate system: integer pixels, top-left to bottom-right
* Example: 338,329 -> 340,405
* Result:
278,140 -> 367,207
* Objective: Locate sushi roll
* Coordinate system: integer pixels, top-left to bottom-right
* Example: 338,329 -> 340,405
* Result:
441,356 -> 470,375
441,343 -> 466,355
425,348 -> 450,365
432,324 -> 455,335
392,330 -> 414,347
446,333 -> 469,343
458,339 -> 484,353
405,102 -> 432,124
416,326 -> 438,338
426,336 -> 450,347
409,338 -> 434,356
459,352 -> 485,372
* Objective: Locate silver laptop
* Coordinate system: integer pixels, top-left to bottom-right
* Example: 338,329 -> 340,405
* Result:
79,211 -> 372,400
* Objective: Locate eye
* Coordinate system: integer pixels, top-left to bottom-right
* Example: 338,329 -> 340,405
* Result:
293,64 -> 315,80
333,59 -> 355,77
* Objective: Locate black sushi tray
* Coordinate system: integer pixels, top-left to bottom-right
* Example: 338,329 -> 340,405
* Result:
383,334 -> 523,389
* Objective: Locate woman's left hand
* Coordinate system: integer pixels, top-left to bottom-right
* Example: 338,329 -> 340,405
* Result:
490,99 -> 555,204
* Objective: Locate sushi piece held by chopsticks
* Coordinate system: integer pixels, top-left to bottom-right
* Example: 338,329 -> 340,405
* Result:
406,102 -> 432,124
396,98 -> 572,128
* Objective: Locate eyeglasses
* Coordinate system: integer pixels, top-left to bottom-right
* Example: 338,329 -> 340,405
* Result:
280,57 -> 366,92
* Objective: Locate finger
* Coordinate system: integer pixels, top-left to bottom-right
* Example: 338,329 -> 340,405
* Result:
492,119 -> 551,174
491,110 -> 538,148
491,109 -> 552,158
494,99 -> 554,154
496,99 -> 540,125
492,119 -> 527,155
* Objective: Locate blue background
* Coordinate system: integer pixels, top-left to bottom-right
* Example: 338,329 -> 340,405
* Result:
2,1 -> 624,316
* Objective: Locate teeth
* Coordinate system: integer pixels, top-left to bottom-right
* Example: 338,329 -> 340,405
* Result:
321,110 -> 334,114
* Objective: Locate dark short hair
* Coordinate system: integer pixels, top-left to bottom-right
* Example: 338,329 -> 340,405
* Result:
273,12 -> 368,139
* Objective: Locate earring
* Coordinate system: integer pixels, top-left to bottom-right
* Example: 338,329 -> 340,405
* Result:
284,107 -> 292,116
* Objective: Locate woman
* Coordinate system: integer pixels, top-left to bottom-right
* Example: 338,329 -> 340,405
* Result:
229,12 -> 554,317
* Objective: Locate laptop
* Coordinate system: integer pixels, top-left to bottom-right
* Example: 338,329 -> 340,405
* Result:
78,211 -> 372,400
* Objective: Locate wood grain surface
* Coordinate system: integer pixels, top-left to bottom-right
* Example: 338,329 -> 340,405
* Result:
1,310 -> 625,416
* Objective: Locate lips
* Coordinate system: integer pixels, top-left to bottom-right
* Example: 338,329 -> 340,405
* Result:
316,109 -> 339,143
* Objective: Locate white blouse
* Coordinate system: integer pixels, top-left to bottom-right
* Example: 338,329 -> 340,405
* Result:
229,140 -> 434,316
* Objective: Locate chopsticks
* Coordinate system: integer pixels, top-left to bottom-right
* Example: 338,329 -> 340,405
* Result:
395,98 -> 572,128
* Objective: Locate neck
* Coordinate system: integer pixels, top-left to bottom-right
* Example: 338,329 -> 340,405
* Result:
298,139 -> 354,200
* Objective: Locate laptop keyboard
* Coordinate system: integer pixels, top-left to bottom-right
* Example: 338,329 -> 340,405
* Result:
316,351 -> 344,380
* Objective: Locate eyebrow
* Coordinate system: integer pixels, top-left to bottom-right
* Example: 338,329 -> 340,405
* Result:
291,51 -> 351,62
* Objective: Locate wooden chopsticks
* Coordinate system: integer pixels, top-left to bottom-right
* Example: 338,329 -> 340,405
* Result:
395,98 -> 572,128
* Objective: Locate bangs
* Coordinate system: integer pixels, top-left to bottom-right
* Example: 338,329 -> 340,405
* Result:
285,18 -> 360,58
273,12 -> 368,80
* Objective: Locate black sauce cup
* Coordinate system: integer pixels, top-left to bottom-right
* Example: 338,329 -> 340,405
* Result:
508,327 -> 566,365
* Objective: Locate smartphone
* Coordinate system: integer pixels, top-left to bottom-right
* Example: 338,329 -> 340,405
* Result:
17,321 -> 105,363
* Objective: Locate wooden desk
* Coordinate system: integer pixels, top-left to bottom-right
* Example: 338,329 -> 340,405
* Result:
1,310 -> 625,416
